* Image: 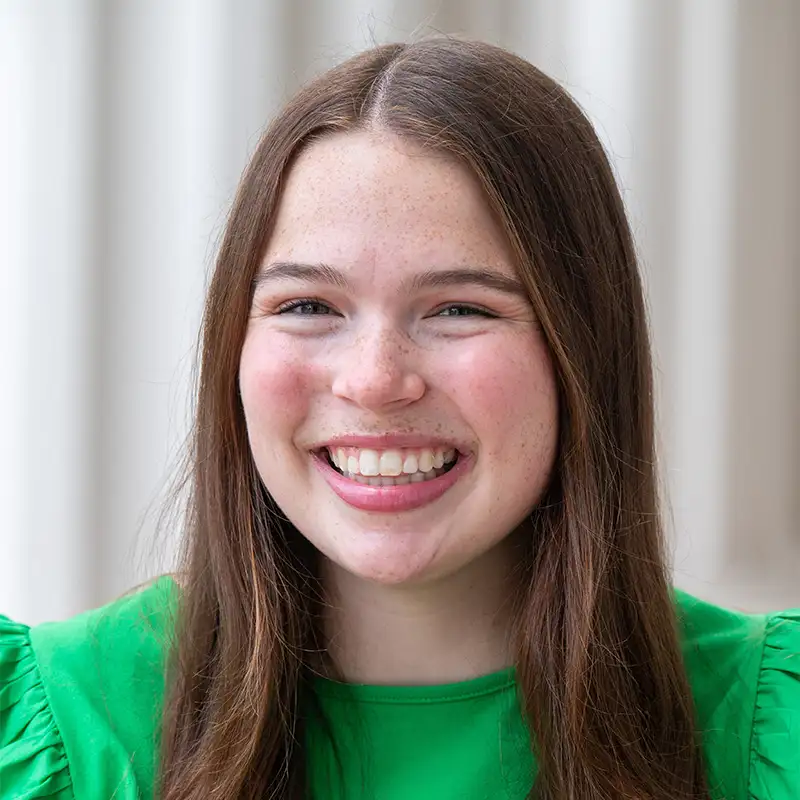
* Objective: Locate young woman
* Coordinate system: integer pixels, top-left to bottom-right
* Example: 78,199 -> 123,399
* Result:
1,38 -> 798,800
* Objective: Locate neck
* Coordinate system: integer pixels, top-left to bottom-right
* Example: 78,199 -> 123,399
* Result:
320,535 -> 524,686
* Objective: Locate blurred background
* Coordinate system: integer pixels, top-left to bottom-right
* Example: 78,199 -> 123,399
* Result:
1,0 -> 798,624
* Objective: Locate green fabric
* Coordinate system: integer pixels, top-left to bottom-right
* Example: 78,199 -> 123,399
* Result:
0,578 -> 798,799
308,667 -> 533,798
0,580 -> 174,799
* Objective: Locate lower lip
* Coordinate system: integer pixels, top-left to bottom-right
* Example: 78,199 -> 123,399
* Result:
311,451 -> 473,513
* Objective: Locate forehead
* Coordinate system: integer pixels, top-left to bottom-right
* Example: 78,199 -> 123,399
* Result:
264,130 -> 514,271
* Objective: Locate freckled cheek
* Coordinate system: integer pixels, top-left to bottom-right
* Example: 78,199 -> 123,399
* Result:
445,339 -> 558,453
239,335 -> 322,422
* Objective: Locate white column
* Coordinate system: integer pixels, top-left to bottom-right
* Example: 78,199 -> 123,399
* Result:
0,2 -> 35,620
723,0 -> 800,604
96,0 -> 237,603
290,0 -> 398,79
0,2 -> 101,624
669,0 -> 738,592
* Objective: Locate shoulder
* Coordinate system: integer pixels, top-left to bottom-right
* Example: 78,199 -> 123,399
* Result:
0,575 -> 178,800
674,588 -> 800,799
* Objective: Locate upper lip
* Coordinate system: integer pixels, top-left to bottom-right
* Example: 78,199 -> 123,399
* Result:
311,434 -> 468,452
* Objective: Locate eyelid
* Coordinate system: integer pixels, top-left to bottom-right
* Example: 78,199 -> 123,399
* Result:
270,298 -> 497,318
431,303 -> 497,318
275,297 -> 337,314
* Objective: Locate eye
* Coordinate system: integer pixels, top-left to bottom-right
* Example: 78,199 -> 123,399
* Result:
434,304 -> 496,318
276,298 -> 336,315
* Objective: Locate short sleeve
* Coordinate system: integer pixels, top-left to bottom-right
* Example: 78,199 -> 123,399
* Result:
749,609 -> 800,798
0,615 -> 73,799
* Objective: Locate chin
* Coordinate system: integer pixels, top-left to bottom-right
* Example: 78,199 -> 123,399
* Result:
329,544 -> 440,587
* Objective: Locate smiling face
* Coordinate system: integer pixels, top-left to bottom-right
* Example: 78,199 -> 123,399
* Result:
239,130 -> 559,589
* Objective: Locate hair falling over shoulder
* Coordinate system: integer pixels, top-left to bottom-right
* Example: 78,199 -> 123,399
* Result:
157,38 -> 710,800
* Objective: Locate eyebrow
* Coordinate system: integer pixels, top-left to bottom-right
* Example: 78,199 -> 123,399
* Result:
253,261 -> 528,298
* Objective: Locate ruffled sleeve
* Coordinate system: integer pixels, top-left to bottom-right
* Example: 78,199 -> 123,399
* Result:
749,609 -> 800,798
0,615 -> 73,799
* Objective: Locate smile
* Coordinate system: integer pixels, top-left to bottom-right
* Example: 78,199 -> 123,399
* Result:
324,445 -> 458,485
311,446 -> 471,513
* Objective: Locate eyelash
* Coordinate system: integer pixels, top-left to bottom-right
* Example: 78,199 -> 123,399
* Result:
275,298 -> 334,315
275,299 -> 496,318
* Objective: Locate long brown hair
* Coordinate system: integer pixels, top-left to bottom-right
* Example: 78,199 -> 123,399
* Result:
159,38 -> 709,799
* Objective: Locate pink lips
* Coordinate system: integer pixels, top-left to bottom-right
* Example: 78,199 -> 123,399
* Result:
312,450 -> 473,513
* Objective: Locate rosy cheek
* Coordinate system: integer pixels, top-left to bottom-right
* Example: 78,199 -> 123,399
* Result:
446,337 -> 557,454
448,342 -> 545,410
241,336 -> 317,416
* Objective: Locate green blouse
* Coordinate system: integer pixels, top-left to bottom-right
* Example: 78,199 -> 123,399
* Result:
1,576 -> 798,799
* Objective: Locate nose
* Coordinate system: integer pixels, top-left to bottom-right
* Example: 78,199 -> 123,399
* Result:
331,325 -> 426,412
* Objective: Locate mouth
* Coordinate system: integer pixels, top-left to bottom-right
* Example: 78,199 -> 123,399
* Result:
318,445 -> 460,485
310,444 -> 471,513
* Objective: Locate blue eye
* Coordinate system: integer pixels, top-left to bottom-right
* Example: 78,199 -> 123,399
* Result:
436,304 -> 494,318
276,299 -> 334,315
273,300 -> 495,318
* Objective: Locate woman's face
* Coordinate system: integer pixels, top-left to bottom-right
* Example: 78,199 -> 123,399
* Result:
239,130 -> 558,587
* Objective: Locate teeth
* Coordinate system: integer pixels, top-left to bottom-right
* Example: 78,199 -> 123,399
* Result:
359,450 -> 380,476
378,451 -> 403,476
418,450 -> 434,473
351,467 -> 448,486
402,454 -> 418,474
326,446 -> 459,479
